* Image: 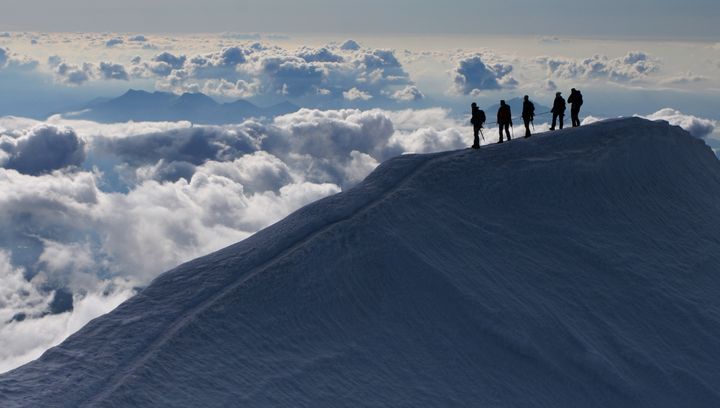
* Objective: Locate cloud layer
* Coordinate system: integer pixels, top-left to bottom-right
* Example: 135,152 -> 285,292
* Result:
537,52 -> 659,83
0,107 -> 470,372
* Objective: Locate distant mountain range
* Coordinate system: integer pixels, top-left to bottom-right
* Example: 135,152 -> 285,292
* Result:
65,90 -> 300,124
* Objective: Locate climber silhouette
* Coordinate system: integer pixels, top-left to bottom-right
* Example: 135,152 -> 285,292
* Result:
550,92 -> 566,130
470,102 -> 486,149
568,88 -> 583,127
522,95 -> 535,138
497,100 -> 512,143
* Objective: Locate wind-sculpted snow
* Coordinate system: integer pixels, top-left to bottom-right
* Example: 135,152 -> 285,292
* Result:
2,118 -> 720,407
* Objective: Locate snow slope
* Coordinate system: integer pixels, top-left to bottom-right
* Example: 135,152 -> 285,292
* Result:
2,117 -> 720,407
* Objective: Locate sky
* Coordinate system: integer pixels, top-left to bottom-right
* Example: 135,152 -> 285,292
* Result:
1,0 -> 719,38
1,0 -> 720,374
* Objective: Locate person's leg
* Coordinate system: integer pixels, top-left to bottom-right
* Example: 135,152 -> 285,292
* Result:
551,114 -> 557,130
473,127 -> 479,148
498,125 -> 503,143
576,107 -> 581,126
505,124 -> 511,140
524,119 -> 531,137
559,114 -> 564,129
571,108 -> 578,127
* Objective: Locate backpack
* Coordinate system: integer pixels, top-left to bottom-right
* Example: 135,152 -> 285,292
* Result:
526,101 -> 535,117
472,109 -> 486,127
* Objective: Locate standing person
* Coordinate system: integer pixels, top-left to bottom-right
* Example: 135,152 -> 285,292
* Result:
550,92 -> 566,130
496,100 -> 512,143
470,102 -> 486,149
521,95 -> 535,138
568,88 -> 583,127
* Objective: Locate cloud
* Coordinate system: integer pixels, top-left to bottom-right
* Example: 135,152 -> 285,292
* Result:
343,87 -> 373,101
538,36 -> 563,43
537,51 -> 659,82
453,54 -> 518,95
390,85 -> 425,102
130,44 -> 417,102
147,52 -> 187,76
643,108 -> 716,138
49,58 -> 95,85
128,35 -> 147,42
98,62 -> 129,81
0,107 -> 472,372
0,253 -> 136,374
220,32 -> 262,41
0,47 -> 38,71
0,124 -> 86,175
544,79 -> 557,91
297,47 -> 344,63
105,37 -> 124,47
660,72 -> 707,85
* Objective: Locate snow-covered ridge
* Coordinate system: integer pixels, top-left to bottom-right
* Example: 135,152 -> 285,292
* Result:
2,117 -> 720,407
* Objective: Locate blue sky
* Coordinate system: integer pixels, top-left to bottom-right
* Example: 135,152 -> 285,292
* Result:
1,0 -> 719,38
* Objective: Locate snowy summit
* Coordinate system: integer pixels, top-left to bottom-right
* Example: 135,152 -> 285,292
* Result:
2,118 -> 720,407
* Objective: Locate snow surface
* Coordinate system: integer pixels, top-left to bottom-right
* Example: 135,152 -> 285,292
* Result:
2,118 -> 720,407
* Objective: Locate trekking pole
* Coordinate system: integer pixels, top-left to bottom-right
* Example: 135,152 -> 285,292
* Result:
531,120 -> 535,131
511,124 -> 514,139
479,128 -> 485,141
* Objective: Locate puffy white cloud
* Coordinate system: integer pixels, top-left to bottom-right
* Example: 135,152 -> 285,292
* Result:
129,44 -> 417,102
453,54 -> 518,95
343,87 -> 372,101
0,107 -> 473,372
128,35 -> 147,42
0,124 -> 86,175
643,108 -> 716,138
0,251 -> 49,325
0,259 -> 136,374
49,58 -> 95,85
0,47 -> 38,71
147,51 -> 187,76
390,85 -> 425,102
537,51 -> 659,83
98,61 -> 129,81
297,47 -> 344,63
